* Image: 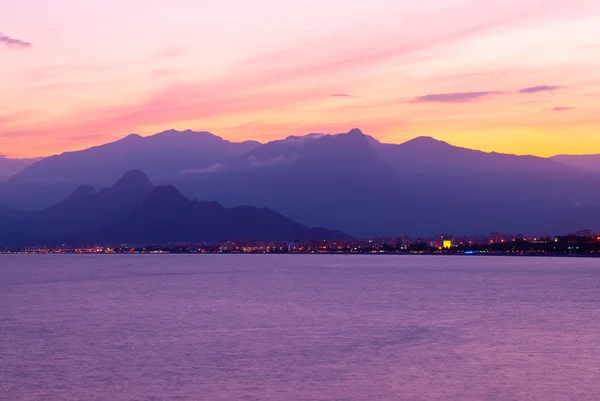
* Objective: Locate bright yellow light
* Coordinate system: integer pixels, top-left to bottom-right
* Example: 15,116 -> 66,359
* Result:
443,240 -> 452,249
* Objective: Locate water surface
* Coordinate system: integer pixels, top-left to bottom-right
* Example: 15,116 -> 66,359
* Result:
1,255 -> 599,400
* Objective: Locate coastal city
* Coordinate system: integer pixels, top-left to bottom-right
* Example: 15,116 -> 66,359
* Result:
2,230 -> 599,256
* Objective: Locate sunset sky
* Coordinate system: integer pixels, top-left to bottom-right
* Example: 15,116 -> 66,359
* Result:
2,0 -> 600,158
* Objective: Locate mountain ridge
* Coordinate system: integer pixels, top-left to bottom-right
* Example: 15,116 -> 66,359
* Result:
2,128 -> 600,237
0,170 -> 349,246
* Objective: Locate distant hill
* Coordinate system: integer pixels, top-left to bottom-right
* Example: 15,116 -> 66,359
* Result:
9,129 -> 260,187
172,129 -> 600,237
0,207 -> 32,227
552,154 -> 600,172
1,129 -> 259,210
2,128 -> 600,237
0,156 -> 40,182
0,171 -> 348,247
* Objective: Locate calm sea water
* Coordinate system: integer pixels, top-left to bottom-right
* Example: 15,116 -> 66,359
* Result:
1,255 -> 599,401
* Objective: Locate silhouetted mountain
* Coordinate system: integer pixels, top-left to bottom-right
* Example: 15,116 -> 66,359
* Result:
2,128 -> 600,237
377,136 -> 578,175
0,156 -> 40,181
173,129 -> 600,236
95,185 -> 348,244
552,154 -> 600,172
2,170 -> 155,244
8,129 -> 260,190
0,171 -> 348,246
0,207 -> 31,227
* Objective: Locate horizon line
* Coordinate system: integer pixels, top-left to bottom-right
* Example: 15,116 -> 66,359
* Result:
4,127 -> 600,160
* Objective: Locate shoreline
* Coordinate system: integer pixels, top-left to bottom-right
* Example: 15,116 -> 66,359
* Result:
1,251 -> 598,258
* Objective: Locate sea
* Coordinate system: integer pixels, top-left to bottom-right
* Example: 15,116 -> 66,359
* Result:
1,254 -> 599,401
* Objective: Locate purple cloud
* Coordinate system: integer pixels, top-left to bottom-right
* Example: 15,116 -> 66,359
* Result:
331,93 -> 356,98
412,91 -> 498,103
0,33 -> 31,49
180,164 -> 222,174
547,106 -> 574,112
248,154 -> 297,167
518,85 -> 561,93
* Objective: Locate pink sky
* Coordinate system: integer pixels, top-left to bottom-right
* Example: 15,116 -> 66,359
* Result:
2,0 -> 600,158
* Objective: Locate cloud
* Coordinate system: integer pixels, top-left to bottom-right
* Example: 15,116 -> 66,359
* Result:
412,91 -> 499,103
0,111 -> 40,125
248,154 -> 296,167
547,106 -> 575,111
518,85 -> 561,93
1,80 -> 339,145
331,93 -> 356,98
0,33 -> 31,49
5,0 -> 598,157
238,0 -> 584,92
0,131 -> 29,138
180,163 -> 222,174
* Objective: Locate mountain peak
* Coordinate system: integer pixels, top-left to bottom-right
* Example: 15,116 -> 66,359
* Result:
144,185 -> 190,211
403,136 -> 446,145
112,170 -> 154,191
65,185 -> 98,204
154,129 -> 216,139
346,128 -> 365,137
123,133 -> 142,141
71,184 -> 98,197
398,136 -> 454,152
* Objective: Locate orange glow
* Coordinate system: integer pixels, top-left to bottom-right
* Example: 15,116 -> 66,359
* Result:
2,0 -> 600,157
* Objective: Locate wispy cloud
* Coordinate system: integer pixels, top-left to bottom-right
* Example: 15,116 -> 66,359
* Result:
0,111 -> 40,125
412,91 -> 499,103
0,33 -> 31,49
518,85 -> 561,93
0,131 -> 28,138
0,154 -> 41,161
238,0 -> 582,92
547,106 -> 575,111
248,155 -> 296,167
331,93 -> 356,98
180,163 -> 222,174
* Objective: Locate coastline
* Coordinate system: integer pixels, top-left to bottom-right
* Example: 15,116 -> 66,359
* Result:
1,251 -> 598,258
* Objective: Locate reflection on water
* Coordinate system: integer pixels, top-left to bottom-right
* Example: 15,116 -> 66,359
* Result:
1,255 -> 599,400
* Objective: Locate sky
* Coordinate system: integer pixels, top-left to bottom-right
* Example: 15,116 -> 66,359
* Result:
2,0 -> 600,158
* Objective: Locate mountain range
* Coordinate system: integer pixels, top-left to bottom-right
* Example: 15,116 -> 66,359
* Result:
0,170 -> 347,247
551,154 -> 600,172
2,128 -> 600,237
0,156 -> 40,182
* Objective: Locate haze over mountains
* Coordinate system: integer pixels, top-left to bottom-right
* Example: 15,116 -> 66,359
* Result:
8,129 -> 259,187
2,128 -> 600,237
551,154 -> 600,173
0,156 -> 40,182
0,170 -> 347,247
